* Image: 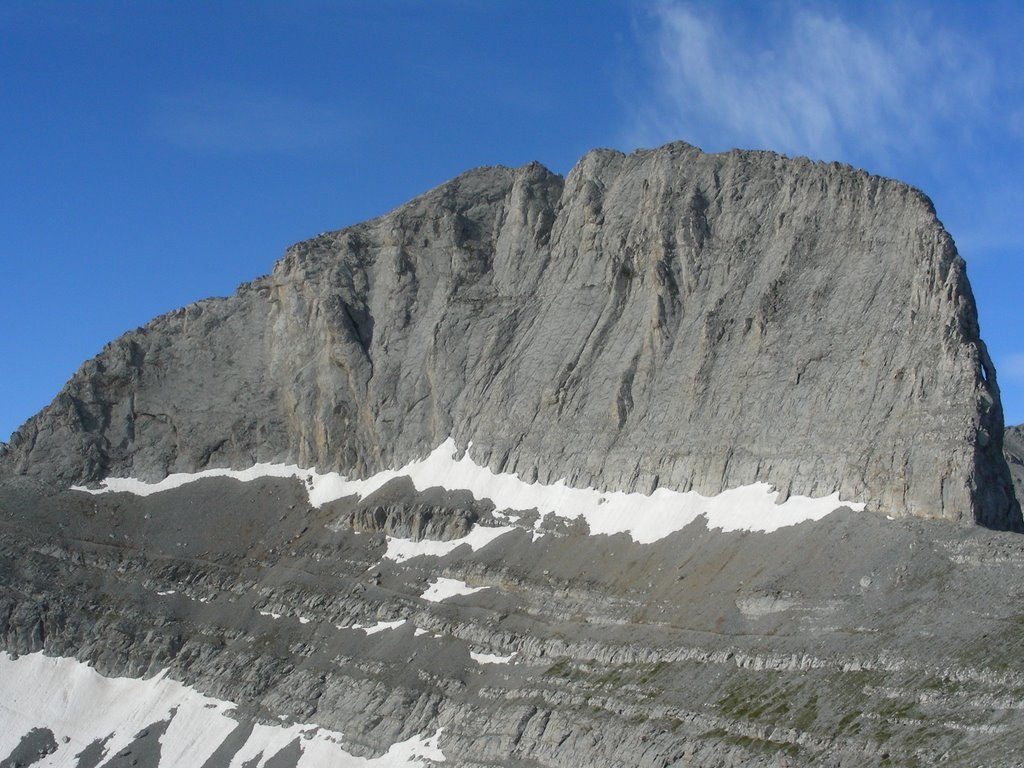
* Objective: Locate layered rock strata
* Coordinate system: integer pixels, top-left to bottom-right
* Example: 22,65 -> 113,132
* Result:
5,475 -> 1024,766
3,141 -> 1024,766
2,143 -> 1017,527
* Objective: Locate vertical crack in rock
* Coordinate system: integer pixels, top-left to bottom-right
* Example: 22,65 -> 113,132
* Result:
2,141 -> 1018,530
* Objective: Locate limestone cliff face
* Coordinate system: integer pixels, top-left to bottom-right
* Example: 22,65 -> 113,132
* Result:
1005,425 -> 1024,503
3,142 -> 1018,528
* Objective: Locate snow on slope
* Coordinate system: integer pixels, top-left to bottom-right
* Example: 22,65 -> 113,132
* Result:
470,651 -> 515,665
420,578 -> 487,603
0,652 -> 444,767
353,619 -> 407,635
73,438 -> 865,543
383,524 -> 516,562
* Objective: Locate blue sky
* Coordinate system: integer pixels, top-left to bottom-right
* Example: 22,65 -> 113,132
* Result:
2,0 -> 1023,440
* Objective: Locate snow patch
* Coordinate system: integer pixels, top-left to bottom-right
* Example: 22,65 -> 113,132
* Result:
381,728 -> 445,764
420,578 -> 487,603
73,437 -> 865,543
0,652 -> 445,767
470,651 -> 515,665
72,462 -> 314,498
353,619 -> 407,635
383,524 -> 515,563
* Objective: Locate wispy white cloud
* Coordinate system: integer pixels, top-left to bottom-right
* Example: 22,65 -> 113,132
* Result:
627,2 -> 994,163
153,89 -> 360,154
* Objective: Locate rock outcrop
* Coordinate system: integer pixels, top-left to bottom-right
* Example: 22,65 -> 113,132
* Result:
3,142 -> 1017,528
3,141 -> 1024,767
5,472 -> 1024,767
1005,424 -> 1024,502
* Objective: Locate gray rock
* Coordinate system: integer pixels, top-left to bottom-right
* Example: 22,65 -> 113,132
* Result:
1004,424 -> 1024,502
346,479 -> 489,541
6,476 -> 1024,766
2,141 -> 1018,529
0,728 -> 57,768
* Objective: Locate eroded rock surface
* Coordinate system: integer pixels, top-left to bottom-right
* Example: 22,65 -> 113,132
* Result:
4,477 -> 1024,766
3,142 -> 1024,766
2,143 -> 1016,527
1004,424 -> 1024,503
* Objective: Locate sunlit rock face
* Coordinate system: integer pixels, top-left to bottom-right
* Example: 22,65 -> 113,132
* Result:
3,142 -> 1017,528
4,142 -> 1024,768
1005,424 -> 1024,502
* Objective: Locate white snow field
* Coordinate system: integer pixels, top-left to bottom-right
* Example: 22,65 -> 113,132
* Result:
470,651 -> 515,665
420,577 -> 488,603
382,524 -> 517,562
73,437 -> 865,544
0,652 -> 445,767
352,619 -> 408,635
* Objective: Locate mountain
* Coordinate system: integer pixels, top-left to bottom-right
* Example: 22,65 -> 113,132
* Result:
2,142 -> 1024,767
2,141 -> 1018,529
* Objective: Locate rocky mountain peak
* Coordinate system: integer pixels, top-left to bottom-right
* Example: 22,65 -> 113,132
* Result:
3,141 -> 1019,528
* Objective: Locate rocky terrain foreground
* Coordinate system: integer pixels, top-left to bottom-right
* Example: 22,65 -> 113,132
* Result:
2,142 -> 1023,767
5,464 -> 1024,767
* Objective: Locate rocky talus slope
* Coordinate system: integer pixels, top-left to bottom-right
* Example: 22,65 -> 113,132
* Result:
1,142 -> 1016,527
1,143 -> 1023,767
4,472 -> 1024,767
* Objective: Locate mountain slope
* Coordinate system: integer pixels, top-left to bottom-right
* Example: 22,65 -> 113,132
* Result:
3,142 -> 1024,767
2,142 -> 1018,528
4,470 -> 1024,767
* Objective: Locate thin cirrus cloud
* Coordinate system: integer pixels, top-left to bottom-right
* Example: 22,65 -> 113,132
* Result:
626,2 -> 994,164
152,90 -> 360,154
